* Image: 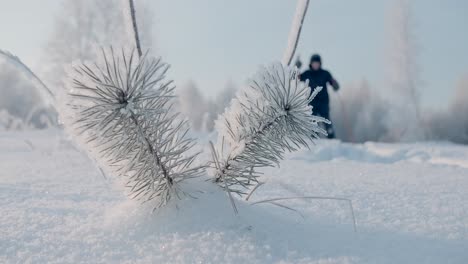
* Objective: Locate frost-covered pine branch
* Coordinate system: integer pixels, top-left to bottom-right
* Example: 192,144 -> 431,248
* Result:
211,63 -> 328,198
63,48 -> 204,208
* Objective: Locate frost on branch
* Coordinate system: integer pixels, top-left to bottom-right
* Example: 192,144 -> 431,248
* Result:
211,63 -> 328,196
64,48 -> 204,208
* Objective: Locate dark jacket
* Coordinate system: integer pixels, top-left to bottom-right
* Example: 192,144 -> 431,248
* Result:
299,68 -> 339,110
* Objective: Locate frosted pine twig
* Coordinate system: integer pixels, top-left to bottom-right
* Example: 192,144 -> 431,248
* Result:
211,63 -> 328,212
65,48 -> 204,208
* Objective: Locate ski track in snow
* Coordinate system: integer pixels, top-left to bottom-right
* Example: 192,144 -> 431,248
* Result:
1,130 -> 467,263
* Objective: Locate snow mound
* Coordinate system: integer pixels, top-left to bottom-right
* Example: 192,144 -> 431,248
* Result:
291,140 -> 468,168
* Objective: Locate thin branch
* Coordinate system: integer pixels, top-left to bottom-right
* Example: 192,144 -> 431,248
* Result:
251,196 -> 358,232
245,182 -> 265,201
282,0 -> 310,66
130,114 -> 173,186
0,49 -> 55,99
268,201 -> 305,219
128,0 -> 142,57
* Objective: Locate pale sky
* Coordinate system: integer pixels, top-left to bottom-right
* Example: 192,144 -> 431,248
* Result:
1,0 -> 467,109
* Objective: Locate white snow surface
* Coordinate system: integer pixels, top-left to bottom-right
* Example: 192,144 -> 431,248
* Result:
1,129 -> 467,263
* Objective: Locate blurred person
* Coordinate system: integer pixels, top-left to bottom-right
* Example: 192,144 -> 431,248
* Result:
299,54 -> 340,138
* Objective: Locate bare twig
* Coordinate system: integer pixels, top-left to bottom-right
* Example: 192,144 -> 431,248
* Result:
251,196 -> 358,232
23,140 -> 35,151
128,0 -> 142,57
282,0 -> 310,66
0,50 -> 55,99
268,201 -> 305,219
245,182 -> 265,201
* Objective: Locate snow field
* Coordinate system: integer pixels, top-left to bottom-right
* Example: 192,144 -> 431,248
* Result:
1,130 -> 467,263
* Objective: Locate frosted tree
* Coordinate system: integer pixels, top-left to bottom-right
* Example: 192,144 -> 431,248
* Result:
176,81 -> 207,131
40,0 -> 154,94
427,74 -> 468,144
176,80 -> 238,133
330,79 -> 390,142
211,63 -> 327,209
450,74 -> 468,143
203,81 -> 239,133
0,110 -> 26,131
386,0 -> 424,140
205,81 -> 239,132
215,80 -> 238,113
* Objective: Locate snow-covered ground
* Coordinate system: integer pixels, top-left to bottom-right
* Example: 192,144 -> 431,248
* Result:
1,129 -> 467,263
